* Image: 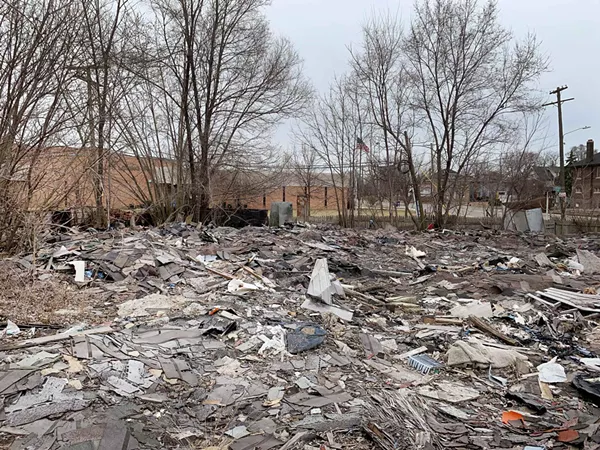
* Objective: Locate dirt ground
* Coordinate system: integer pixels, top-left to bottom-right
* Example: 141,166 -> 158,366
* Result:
0,261 -> 126,327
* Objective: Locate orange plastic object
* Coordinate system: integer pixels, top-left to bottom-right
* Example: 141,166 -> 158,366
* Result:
502,411 -> 524,424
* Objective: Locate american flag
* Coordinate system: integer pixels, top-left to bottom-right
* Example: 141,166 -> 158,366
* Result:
356,137 -> 369,153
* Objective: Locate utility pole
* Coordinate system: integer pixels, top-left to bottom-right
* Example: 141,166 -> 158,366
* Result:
543,86 -> 574,221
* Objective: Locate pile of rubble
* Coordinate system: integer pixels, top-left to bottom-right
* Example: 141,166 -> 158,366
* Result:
1,224 -> 600,449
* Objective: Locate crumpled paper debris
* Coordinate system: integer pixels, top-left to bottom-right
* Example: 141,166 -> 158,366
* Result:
537,357 -> 567,383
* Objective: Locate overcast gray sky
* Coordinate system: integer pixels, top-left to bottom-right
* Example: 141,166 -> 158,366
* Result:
266,0 -> 599,155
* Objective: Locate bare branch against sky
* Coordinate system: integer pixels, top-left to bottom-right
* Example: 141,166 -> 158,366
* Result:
266,0 -> 599,151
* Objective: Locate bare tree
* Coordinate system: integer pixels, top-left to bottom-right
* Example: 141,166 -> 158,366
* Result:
151,0 -> 311,221
0,0 -> 85,250
111,56 -> 188,223
405,0 -> 548,227
350,14 -> 426,228
300,77 -> 365,227
74,0 -> 138,227
290,144 -> 320,219
498,112 -> 550,213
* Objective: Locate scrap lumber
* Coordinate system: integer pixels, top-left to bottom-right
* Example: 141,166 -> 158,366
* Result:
205,266 -> 235,280
369,268 -> 412,277
468,315 -> 519,346
423,317 -> 463,326
344,288 -> 385,306
0,326 -> 114,351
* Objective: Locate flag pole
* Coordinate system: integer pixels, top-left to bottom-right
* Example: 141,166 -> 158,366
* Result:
358,141 -> 362,215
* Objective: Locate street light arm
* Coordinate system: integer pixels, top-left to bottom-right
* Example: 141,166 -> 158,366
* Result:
564,126 -> 591,136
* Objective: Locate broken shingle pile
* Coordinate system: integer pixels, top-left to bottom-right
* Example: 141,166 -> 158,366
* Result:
2,224 -> 600,449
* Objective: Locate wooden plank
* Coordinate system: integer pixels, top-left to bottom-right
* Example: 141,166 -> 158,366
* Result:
469,315 -> 519,346
369,268 -> 412,277
422,317 -> 462,325
345,288 -> 385,306
396,346 -> 428,360
243,266 -> 276,288
279,432 -> 307,450
205,266 -> 235,280
0,327 -> 113,351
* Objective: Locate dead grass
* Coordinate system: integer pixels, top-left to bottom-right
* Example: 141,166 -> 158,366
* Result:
0,261 -> 121,326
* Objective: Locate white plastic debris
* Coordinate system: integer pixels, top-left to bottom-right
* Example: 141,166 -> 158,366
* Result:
405,246 -> 426,258
568,260 -> 585,272
537,357 -> 567,383
196,254 -> 217,264
507,257 -> 521,268
257,325 -> 287,356
307,258 -> 332,304
227,279 -> 259,294
301,298 -> 353,322
450,301 -> 493,318
69,261 -> 86,282
580,358 -> 600,371
4,320 -> 20,336
330,279 -> 345,297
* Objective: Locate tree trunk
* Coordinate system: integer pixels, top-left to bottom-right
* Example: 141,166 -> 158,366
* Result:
197,141 -> 210,222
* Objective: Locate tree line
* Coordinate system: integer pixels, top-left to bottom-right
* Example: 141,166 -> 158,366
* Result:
298,0 -> 548,228
0,0 -> 548,250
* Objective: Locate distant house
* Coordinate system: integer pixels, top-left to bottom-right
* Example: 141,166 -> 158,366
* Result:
420,170 -> 471,205
572,139 -> 600,209
533,166 -> 559,189
469,165 -> 557,206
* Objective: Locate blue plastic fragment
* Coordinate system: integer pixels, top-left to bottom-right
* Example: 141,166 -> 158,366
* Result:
286,323 -> 327,354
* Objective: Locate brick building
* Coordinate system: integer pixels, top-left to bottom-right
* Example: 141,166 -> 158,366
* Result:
572,139 -> 599,209
20,148 -> 348,217
17,147 -> 176,212
215,171 -> 349,216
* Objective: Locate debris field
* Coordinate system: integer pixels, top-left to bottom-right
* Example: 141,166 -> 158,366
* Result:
1,224 -> 600,449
